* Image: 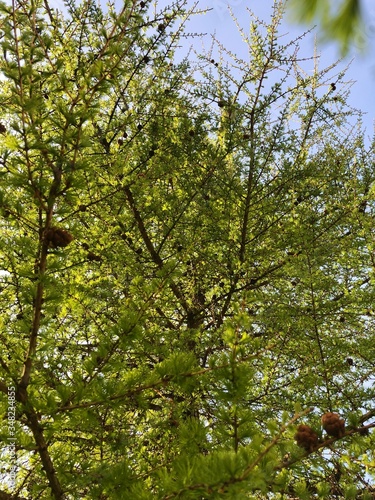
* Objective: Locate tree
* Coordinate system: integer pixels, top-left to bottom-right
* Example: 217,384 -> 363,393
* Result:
288,0 -> 363,54
0,0 -> 374,498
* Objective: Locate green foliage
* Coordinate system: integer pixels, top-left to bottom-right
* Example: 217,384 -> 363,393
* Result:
0,0 -> 374,498
288,0 -> 363,54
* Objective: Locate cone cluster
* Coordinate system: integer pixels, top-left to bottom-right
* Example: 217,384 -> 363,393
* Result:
295,412 -> 346,452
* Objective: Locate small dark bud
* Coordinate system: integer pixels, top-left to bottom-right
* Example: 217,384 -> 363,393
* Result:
118,138 -> 124,146
137,124 -> 143,131
330,83 -> 336,91
157,23 -> 166,32
217,100 -> 226,108
87,252 -> 102,262
358,426 -> 369,436
346,357 -> 354,366
210,59 -> 215,64
79,205 -> 87,212
242,133 -> 250,140
140,1 -> 146,7
188,129 -> 195,137
0,122 -> 7,134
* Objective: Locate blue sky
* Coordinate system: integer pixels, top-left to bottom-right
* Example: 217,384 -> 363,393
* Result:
151,0 -> 373,142
51,0 -> 374,141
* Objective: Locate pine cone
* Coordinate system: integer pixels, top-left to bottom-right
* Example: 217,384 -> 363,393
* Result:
44,227 -> 74,248
294,424 -> 319,452
321,412 -> 345,438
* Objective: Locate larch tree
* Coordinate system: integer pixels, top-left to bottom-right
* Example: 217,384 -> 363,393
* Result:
0,0 -> 374,498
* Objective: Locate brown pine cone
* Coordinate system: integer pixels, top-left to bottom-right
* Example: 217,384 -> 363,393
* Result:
294,424 -> 319,452
44,227 -> 74,248
321,412 -> 345,438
